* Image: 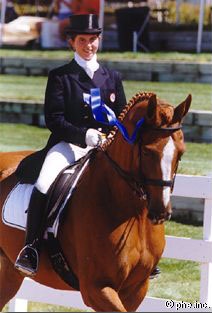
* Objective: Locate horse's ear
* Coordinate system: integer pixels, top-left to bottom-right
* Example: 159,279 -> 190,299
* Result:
172,94 -> 192,123
146,94 -> 157,124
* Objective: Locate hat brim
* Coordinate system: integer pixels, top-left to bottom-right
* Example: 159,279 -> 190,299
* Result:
66,28 -> 102,35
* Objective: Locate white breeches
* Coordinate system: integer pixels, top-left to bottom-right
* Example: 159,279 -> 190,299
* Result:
35,141 -> 92,194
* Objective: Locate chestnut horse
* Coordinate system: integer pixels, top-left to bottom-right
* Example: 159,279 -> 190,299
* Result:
0,92 -> 191,312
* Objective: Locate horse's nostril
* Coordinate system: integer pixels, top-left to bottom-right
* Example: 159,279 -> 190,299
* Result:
147,210 -> 172,224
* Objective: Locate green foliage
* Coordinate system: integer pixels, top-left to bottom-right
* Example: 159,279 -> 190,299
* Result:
170,2 -> 212,25
105,1 -> 211,26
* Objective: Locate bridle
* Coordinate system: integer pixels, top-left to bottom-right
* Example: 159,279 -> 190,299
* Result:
103,124 -> 182,200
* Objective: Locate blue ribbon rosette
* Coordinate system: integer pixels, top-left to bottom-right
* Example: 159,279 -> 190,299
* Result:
83,88 -> 144,144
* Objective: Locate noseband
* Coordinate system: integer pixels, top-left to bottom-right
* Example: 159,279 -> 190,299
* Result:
103,124 -> 182,200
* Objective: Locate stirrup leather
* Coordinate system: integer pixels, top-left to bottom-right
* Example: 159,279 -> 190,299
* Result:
14,244 -> 39,277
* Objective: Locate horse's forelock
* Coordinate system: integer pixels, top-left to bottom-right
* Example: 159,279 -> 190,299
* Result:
156,103 -> 175,127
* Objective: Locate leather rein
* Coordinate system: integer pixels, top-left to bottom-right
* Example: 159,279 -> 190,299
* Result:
103,124 -> 182,200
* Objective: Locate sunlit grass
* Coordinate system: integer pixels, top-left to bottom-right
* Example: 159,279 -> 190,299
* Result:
0,75 -> 211,111
0,124 -> 211,176
148,220 -> 202,302
179,142 -> 212,176
0,49 -> 211,62
148,259 -> 200,303
123,81 -> 212,111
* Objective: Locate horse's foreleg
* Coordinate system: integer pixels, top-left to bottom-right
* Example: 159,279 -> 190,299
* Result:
81,285 -> 127,312
120,279 -> 149,312
0,249 -> 24,311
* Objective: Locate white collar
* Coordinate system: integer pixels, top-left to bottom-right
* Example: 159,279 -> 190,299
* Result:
74,52 -> 99,79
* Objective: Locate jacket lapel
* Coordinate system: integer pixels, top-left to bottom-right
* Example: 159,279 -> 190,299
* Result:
92,66 -> 110,87
68,60 -> 109,89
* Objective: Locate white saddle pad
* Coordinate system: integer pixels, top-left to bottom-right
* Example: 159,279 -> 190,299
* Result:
2,158 -> 90,235
2,183 -> 33,231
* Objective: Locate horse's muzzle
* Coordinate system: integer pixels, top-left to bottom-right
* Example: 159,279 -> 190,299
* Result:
147,210 -> 172,225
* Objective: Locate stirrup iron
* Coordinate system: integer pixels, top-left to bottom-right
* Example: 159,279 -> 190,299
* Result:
14,244 -> 39,277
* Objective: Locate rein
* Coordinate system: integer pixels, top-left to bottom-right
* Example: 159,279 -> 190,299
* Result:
102,124 -> 182,200
104,151 -> 147,200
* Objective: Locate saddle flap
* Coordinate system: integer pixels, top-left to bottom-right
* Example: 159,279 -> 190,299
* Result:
46,149 -> 95,236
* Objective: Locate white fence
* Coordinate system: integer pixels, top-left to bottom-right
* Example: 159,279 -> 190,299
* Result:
8,174 -> 212,312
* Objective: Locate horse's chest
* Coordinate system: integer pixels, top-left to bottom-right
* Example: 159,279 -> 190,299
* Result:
117,246 -> 154,285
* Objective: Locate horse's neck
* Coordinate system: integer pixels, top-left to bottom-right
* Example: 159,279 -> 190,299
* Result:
96,146 -> 144,218
106,132 -> 133,171
91,154 -> 150,244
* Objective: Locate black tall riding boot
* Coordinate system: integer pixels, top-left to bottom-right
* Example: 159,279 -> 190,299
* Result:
14,187 -> 47,276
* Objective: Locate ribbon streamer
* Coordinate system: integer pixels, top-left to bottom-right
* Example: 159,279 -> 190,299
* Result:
83,88 -> 144,144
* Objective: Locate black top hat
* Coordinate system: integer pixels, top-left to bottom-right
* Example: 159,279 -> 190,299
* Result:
66,14 -> 102,35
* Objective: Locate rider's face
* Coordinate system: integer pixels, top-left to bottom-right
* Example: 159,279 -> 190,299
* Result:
70,34 -> 100,60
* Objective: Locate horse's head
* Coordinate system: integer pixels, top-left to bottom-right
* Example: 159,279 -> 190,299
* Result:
102,92 -> 191,225
128,93 -> 192,224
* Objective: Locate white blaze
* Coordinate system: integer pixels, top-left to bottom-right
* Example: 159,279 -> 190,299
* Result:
161,137 -> 175,207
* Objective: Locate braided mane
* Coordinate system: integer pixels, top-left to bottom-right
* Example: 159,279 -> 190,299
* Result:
101,91 -> 155,151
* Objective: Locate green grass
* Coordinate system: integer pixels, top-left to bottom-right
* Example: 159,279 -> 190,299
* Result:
178,142 -> 212,176
0,75 -> 211,111
0,49 -> 212,62
3,302 -> 91,312
28,303 -> 90,312
0,123 -> 50,151
123,81 -> 212,111
0,123 -> 211,176
0,75 -> 47,102
148,259 -> 200,303
148,220 -> 202,303
2,221 -> 203,311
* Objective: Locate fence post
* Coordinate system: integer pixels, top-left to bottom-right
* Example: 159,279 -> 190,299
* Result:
8,298 -> 28,312
200,198 -> 212,306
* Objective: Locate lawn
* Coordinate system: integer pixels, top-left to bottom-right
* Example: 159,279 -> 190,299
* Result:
0,75 -> 211,111
0,123 -> 211,176
0,49 -> 212,63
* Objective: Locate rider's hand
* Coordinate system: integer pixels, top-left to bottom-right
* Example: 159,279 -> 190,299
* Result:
85,128 -> 105,147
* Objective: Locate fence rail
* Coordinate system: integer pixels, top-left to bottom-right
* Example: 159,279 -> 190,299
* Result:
8,174 -> 212,312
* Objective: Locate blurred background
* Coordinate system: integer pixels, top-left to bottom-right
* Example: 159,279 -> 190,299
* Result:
0,0 -> 211,52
